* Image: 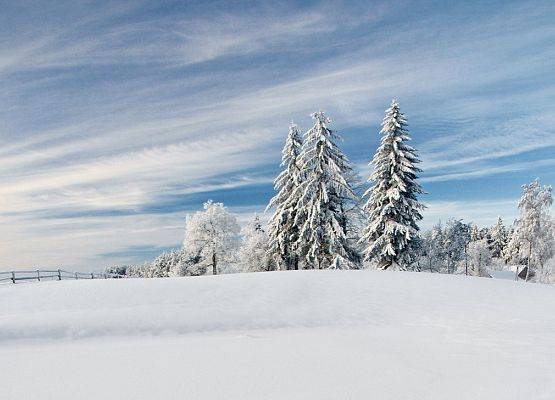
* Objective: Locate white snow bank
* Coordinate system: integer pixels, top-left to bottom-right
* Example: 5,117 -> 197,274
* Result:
1,270 -> 554,400
1,270 -> 552,342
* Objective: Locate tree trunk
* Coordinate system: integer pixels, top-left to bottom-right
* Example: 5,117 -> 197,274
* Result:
525,241 -> 532,282
212,252 -> 217,275
464,244 -> 468,276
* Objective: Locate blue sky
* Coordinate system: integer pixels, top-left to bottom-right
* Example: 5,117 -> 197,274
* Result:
0,0 -> 553,270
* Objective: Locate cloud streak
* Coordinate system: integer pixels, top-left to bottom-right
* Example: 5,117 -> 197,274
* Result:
0,0 -> 553,270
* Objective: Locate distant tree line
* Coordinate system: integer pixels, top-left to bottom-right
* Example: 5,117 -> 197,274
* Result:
106,101 -> 554,283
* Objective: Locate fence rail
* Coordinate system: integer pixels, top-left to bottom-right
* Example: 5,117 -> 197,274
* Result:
0,269 -> 125,284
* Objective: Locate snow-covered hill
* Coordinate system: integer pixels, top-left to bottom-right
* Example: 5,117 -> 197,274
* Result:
1,270 -> 554,399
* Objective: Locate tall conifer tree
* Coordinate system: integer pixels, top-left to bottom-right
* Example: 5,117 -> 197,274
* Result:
267,123 -> 303,270
294,111 -> 359,269
488,216 -> 507,258
360,100 -> 424,270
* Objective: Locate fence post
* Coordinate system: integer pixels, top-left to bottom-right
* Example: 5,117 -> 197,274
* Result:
11,271 -> 16,284
37,269 -> 41,282
57,269 -> 62,280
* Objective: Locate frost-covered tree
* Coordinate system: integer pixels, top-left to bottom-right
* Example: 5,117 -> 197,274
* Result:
470,224 -> 481,242
488,217 -> 507,259
104,265 -> 129,276
467,239 -> 492,277
443,219 -> 471,274
502,227 -> 522,265
360,100 -> 424,270
442,219 -> 471,274
534,220 -> 555,282
328,254 -> 356,270
541,254 -> 555,284
170,251 -> 205,277
511,179 -> 553,281
183,200 -> 241,275
293,111 -> 360,269
145,252 -> 174,278
146,250 -> 205,278
267,123 -> 303,270
125,263 -> 149,278
419,223 -> 444,272
240,215 -> 272,273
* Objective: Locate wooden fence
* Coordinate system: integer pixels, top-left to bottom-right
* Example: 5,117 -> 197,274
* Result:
0,269 -> 125,284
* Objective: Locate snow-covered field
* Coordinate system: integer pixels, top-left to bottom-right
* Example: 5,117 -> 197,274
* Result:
1,270 -> 554,400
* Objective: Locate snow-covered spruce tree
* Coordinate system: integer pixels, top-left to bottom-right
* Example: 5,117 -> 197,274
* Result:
511,179 -> 553,281
240,215 -> 272,272
360,100 -> 424,270
488,217 -> 507,259
266,123 -> 303,270
293,111 -> 360,269
183,200 -> 241,275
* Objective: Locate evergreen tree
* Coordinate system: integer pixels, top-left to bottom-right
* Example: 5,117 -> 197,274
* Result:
266,123 -> 303,270
360,100 -> 425,270
294,111 -> 360,269
488,217 -> 507,259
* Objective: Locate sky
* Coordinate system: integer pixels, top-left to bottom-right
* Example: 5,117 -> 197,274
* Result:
0,0 -> 554,271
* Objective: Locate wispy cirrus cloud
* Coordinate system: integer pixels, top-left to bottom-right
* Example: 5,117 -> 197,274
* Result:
0,0 -> 553,270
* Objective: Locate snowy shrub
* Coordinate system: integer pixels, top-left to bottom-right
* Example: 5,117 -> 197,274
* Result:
104,265 -> 129,276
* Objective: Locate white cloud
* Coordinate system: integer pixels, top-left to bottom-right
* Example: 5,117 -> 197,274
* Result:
1,0 -> 553,270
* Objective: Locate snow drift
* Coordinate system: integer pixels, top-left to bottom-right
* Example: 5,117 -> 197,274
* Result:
1,270 -> 554,400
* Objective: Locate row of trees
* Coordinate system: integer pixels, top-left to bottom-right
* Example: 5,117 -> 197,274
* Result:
106,101 -> 554,282
417,180 -> 554,281
112,177 -> 553,282
115,204 -> 268,278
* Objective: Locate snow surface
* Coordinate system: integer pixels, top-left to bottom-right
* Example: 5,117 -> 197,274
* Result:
1,270 -> 554,399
